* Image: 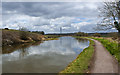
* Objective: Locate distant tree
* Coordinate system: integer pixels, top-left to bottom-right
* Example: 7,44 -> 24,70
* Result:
84,33 -> 88,36
40,31 -> 44,35
4,28 -> 9,30
93,33 -> 101,37
75,32 -> 88,36
32,31 -> 44,35
97,0 -> 120,34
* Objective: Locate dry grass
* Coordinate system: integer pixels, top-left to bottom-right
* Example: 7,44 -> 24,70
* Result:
2,29 -> 44,46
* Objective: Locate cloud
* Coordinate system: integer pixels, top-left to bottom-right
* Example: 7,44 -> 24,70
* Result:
2,2 -> 99,18
3,0 -> 117,2
2,2 -> 117,33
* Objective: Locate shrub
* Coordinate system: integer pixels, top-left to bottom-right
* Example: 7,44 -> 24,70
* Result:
93,33 -> 101,37
19,27 -> 29,40
4,28 -> 9,30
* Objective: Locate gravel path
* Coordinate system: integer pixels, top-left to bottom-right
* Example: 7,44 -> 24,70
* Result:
90,39 -> 119,73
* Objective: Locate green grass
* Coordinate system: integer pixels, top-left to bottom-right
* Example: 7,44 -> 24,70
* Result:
60,39 -> 94,73
44,35 -> 60,41
91,37 -> 120,64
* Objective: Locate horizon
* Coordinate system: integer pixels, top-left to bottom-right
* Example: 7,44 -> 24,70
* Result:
2,28 -> 118,34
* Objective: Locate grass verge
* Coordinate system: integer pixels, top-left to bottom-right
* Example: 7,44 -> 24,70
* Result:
44,38 -> 59,41
60,39 -> 95,73
91,37 -> 120,64
44,35 -> 60,41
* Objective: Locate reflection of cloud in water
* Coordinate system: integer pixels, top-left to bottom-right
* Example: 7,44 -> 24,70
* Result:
3,37 -> 89,60
2,37 -> 89,73
3,53 -> 77,73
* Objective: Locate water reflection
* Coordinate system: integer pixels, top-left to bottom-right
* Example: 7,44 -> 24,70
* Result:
2,37 -> 89,73
2,41 -> 42,54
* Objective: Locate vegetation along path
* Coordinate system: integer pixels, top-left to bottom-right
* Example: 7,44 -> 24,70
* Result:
90,39 -> 119,73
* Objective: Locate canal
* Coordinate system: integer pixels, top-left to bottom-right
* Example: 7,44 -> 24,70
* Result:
2,36 -> 89,73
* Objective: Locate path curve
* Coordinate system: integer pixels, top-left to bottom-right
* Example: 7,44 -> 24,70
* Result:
90,39 -> 119,73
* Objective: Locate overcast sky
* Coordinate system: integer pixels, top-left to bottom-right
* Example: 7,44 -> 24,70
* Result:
2,2 -> 118,33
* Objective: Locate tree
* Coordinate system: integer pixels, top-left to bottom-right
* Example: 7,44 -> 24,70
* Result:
97,0 -> 120,34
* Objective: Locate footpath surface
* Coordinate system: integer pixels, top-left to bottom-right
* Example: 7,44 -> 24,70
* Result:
90,39 -> 119,73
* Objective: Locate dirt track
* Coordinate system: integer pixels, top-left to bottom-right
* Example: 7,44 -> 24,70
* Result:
90,39 -> 119,73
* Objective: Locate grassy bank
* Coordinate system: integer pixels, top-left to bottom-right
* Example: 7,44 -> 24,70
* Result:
60,39 -> 95,73
44,35 -> 60,41
2,29 -> 44,46
91,37 -> 120,64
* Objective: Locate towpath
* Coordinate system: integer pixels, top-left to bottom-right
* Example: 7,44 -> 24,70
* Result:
90,39 -> 119,73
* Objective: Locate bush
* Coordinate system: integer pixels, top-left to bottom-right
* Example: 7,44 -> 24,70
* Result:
4,28 -> 9,30
19,27 -> 29,40
75,32 -> 88,36
32,31 -> 45,35
93,33 -> 101,37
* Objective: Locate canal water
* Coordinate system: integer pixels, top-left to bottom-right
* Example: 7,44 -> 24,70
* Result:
2,36 -> 89,73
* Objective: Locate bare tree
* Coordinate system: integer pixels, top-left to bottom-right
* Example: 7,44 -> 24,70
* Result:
19,27 -> 29,40
97,0 -> 120,34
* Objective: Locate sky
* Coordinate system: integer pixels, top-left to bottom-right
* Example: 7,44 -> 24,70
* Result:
2,2 -> 118,33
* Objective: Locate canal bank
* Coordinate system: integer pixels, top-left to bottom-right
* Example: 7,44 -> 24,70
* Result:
60,37 -> 119,73
89,37 -> 120,73
60,39 -> 95,73
91,37 -> 120,64
2,29 -> 60,46
2,29 -> 45,46
89,39 -> 119,73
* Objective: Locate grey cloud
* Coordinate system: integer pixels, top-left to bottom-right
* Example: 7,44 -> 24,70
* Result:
2,2 -> 99,19
3,2 -> 115,33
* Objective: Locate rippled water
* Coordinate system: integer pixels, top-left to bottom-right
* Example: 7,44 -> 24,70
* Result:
2,36 -> 89,73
